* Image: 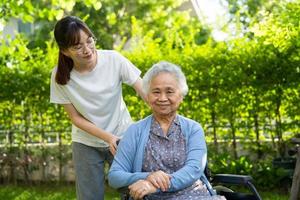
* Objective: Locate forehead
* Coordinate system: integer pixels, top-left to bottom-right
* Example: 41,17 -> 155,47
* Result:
69,29 -> 91,45
150,72 -> 178,88
78,30 -> 91,40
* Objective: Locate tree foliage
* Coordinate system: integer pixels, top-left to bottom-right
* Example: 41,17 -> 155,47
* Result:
0,0 -> 299,187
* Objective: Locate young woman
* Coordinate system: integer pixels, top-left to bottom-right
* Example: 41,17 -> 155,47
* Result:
50,16 -> 145,200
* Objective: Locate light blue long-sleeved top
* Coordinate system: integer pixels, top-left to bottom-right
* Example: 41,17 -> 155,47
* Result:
108,114 -> 215,195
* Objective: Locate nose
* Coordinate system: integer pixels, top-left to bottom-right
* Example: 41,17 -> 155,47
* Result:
82,44 -> 91,54
158,93 -> 168,101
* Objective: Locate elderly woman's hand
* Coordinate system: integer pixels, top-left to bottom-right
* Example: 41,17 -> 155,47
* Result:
146,170 -> 171,192
128,180 -> 156,200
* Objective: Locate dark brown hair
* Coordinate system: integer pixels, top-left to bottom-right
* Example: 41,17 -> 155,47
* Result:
54,16 -> 95,85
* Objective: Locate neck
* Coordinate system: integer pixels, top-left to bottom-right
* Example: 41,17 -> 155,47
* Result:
153,113 -> 176,135
74,51 -> 97,74
74,62 -> 95,73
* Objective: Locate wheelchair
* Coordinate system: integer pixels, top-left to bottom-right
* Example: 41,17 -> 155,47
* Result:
210,173 -> 262,200
272,134 -> 300,199
118,166 -> 262,200
289,134 -> 300,199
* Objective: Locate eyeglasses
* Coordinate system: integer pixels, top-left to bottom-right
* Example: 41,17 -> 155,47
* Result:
69,37 -> 96,53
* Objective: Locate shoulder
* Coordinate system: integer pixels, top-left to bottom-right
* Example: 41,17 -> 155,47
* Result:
127,115 -> 152,131
98,49 -> 122,58
178,115 -> 201,127
50,67 -> 58,81
124,116 -> 152,136
51,66 -> 58,75
121,115 -> 152,143
98,50 -> 128,66
178,115 -> 203,135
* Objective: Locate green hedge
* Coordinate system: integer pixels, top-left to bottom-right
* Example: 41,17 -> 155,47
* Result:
0,0 -> 299,188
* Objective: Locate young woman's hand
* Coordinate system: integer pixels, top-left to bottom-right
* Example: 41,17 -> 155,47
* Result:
108,135 -> 120,155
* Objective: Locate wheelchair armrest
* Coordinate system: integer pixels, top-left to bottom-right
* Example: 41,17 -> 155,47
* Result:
212,174 -> 253,185
291,137 -> 300,144
212,174 -> 262,200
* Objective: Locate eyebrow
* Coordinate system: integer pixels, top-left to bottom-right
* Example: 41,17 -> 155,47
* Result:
151,87 -> 175,91
151,88 -> 160,91
73,36 -> 93,46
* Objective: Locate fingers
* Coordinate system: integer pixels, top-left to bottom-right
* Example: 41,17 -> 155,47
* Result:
109,136 -> 120,156
193,180 -> 208,193
151,176 -> 168,191
109,145 -> 116,156
129,180 -> 157,200
147,171 -> 171,191
109,141 -> 117,155
129,187 -> 147,200
129,181 -> 148,200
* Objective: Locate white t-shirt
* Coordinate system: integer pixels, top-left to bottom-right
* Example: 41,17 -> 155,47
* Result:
50,50 -> 141,147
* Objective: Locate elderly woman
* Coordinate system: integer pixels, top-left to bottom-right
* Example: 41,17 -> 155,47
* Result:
108,61 -> 225,200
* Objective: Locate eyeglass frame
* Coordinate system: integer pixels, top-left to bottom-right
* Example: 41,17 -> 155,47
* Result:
69,37 -> 97,53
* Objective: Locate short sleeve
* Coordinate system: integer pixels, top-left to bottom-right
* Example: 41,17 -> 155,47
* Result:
115,51 -> 141,86
50,68 -> 71,104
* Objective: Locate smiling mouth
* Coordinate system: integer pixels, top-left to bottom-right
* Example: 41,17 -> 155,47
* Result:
157,104 -> 170,107
84,54 -> 93,59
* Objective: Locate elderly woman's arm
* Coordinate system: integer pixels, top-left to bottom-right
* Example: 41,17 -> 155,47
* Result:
168,122 -> 207,192
108,125 -> 151,189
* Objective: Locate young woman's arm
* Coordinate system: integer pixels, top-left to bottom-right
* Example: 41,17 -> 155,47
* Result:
63,103 -> 120,155
133,77 -> 148,103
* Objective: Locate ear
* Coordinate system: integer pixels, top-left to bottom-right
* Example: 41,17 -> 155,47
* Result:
179,95 -> 184,102
61,49 -> 71,57
145,95 -> 149,105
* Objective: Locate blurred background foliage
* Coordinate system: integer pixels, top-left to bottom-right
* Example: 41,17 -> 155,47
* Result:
0,0 -> 299,192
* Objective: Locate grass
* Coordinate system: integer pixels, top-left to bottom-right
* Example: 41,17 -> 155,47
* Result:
0,184 -> 289,200
0,184 -> 118,200
260,191 -> 289,200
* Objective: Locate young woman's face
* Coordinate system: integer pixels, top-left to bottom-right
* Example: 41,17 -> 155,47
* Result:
147,72 -> 183,117
63,30 -> 97,68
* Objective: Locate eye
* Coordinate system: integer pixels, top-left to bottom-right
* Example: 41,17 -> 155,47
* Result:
87,38 -> 94,44
72,45 -> 82,50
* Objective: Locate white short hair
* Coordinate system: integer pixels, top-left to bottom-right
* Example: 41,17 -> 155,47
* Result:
142,61 -> 188,96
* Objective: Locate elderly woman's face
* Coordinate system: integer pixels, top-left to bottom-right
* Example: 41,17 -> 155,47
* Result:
147,72 -> 183,117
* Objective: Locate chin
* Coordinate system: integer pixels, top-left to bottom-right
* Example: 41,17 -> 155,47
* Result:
158,112 -> 174,116
86,51 -> 96,61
